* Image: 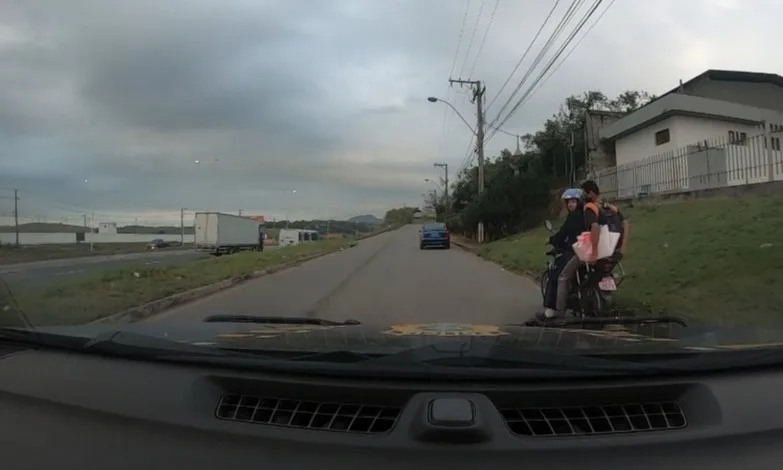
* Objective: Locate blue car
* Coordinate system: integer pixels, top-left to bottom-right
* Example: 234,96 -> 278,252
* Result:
419,223 -> 450,250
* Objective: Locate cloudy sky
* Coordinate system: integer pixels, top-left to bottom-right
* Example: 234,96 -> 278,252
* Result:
0,0 -> 777,226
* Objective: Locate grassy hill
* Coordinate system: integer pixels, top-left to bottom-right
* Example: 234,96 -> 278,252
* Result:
476,195 -> 783,327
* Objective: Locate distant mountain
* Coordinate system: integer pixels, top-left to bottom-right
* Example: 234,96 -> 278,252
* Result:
0,223 -> 190,235
348,214 -> 382,226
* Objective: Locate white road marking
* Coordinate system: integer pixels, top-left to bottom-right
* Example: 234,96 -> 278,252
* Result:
53,269 -> 85,276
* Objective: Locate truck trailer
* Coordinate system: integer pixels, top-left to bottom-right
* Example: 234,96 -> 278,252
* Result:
194,212 -> 264,256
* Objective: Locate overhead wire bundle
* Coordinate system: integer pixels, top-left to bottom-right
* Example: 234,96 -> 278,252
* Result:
483,0 -> 616,146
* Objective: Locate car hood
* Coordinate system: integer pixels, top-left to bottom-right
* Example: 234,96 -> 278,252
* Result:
27,318 -> 783,354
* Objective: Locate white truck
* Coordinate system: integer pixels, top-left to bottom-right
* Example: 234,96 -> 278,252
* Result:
194,212 -> 265,256
278,229 -> 320,247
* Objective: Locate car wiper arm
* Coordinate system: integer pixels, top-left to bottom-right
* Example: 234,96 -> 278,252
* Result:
202,315 -> 360,326
517,315 -> 690,328
0,276 -> 35,330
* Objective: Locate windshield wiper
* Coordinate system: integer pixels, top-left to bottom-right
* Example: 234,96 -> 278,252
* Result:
518,315 -> 690,328
0,275 -> 35,330
202,314 -> 360,326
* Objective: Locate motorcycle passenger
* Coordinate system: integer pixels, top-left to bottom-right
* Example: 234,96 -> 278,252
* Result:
554,180 -> 629,316
543,188 -> 585,319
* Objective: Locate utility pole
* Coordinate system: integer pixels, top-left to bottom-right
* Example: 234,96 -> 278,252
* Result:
448,78 -> 486,242
433,162 -> 449,213
180,208 -> 186,246
1,189 -> 21,246
12,189 -> 19,246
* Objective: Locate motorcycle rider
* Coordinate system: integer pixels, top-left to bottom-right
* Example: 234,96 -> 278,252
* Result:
554,180 -> 629,317
542,188 -> 586,319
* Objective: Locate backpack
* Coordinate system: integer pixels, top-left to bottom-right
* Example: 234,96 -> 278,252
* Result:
584,201 -> 625,250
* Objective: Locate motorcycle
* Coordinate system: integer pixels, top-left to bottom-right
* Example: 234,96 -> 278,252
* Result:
540,219 -> 625,319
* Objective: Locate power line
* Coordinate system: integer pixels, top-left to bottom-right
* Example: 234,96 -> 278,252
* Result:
448,0 -> 472,79
526,0 -> 618,104
487,0 -> 606,143
467,0 -> 499,79
457,0 -> 486,78
436,0 -> 473,157
489,0 -> 605,139
488,0 -> 584,129
484,0 -> 564,112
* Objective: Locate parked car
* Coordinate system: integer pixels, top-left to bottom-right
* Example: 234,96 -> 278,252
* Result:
146,239 -> 172,250
419,223 -> 450,250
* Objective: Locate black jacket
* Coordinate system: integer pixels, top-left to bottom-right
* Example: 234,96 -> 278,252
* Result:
549,207 -> 586,250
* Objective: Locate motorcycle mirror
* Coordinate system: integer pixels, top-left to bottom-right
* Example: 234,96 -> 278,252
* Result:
544,220 -> 553,232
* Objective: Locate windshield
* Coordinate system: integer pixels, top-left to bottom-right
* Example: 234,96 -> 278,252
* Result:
1,1 -> 782,375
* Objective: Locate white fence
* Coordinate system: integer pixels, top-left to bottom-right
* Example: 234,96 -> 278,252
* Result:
594,123 -> 783,199
0,233 -> 195,246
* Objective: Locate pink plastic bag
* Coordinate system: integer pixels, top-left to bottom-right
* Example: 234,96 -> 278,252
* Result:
573,231 -> 593,261
572,227 -> 621,262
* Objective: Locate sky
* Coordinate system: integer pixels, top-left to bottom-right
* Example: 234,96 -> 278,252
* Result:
0,0 -> 779,226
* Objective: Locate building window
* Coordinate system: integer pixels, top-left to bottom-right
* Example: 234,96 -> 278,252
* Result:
654,129 -> 670,146
728,130 -> 747,145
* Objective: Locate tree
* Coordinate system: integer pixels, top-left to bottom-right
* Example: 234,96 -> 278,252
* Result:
383,207 -> 419,226
520,89 -> 655,183
447,89 -> 653,241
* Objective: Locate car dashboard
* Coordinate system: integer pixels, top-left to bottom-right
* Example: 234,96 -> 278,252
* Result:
1,344 -> 782,469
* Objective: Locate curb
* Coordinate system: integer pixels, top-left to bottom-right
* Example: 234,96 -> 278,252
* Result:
89,245 -> 353,325
451,239 -> 477,253
453,238 -> 541,282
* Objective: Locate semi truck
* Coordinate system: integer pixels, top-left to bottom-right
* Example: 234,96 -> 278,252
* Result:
194,212 -> 264,256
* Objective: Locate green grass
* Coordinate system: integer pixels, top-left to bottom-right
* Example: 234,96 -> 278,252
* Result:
6,240 -> 351,326
0,243 -> 189,265
477,195 -> 783,327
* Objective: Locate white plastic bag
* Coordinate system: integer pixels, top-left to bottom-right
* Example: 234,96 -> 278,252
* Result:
572,225 -> 620,262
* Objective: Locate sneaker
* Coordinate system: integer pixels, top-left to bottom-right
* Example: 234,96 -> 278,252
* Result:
544,308 -> 556,319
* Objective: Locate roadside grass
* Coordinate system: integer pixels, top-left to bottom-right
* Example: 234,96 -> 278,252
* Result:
0,242 -> 189,265
7,239 -> 351,326
1,223 -> 393,265
476,195 -> 783,327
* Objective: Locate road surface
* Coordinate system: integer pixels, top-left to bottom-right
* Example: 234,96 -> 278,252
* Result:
150,225 -> 541,325
2,247 -> 274,291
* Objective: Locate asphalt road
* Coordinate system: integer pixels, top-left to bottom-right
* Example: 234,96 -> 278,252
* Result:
2,247 -> 274,291
149,225 -> 541,325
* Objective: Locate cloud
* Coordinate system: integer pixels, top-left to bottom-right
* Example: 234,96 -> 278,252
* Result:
0,0 -> 781,225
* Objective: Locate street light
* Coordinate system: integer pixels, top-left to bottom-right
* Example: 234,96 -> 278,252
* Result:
426,97 -> 477,136
427,94 -> 486,243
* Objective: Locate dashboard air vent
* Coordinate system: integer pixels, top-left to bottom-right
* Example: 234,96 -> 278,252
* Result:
216,394 -> 401,434
500,402 -> 687,437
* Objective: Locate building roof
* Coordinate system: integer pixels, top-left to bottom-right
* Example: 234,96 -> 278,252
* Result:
661,69 -> 783,99
600,69 -> 783,141
601,70 -> 783,140
601,93 -> 783,140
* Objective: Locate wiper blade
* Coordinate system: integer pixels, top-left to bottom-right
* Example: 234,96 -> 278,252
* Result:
0,276 -> 35,330
202,315 -> 360,326
82,331 -> 253,358
519,315 -> 690,328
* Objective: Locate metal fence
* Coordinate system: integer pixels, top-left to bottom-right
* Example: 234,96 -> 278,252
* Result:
593,123 -> 783,200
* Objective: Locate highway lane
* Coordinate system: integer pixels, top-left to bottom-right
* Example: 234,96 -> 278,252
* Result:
149,225 -> 541,325
2,247 -> 275,291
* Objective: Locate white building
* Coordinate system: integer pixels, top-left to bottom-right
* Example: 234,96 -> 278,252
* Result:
97,222 -> 118,234
593,70 -> 783,198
